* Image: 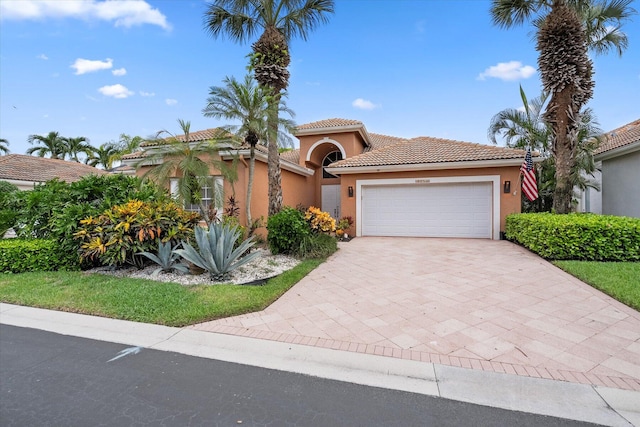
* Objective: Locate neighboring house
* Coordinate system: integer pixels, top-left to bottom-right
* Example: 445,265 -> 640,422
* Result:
0,154 -> 110,190
587,119 -> 640,218
123,118 -> 534,239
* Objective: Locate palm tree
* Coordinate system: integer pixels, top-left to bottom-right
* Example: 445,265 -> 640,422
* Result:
26,131 -> 66,159
489,87 -> 603,212
85,143 -> 120,170
62,136 -> 93,162
488,85 -> 551,152
202,74 -> 296,228
139,119 -> 238,224
490,0 -> 635,213
0,138 -> 9,155
203,0 -> 334,216
117,133 -> 144,154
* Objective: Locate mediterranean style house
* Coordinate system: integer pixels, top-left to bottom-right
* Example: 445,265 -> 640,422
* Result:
123,118 -> 534,239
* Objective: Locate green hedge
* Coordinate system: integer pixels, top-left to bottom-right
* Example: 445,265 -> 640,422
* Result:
0,239 -> 80,273
505,213 -> 640,261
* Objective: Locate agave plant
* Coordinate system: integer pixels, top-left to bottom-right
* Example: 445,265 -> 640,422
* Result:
138,241 -> 189,276
174,223 -> 260,281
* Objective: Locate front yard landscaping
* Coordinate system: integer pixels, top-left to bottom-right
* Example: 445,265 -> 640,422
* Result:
0,259 -> 321,327
553,261 -> 640,311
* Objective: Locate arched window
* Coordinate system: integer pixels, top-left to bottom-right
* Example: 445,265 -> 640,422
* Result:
322,151 -> 342,178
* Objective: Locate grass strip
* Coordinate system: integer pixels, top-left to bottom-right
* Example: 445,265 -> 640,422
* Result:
553,261 -> 640,311
0,259 -> 322,327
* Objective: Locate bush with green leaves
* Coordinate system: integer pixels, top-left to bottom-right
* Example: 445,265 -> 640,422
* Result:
8,175 -> 168,269
299,233 -> 338,259
138,241 -> 189,275
0,180 -> 19,237
174,223 -> 260,281
267,206 -> 311,255
75,199 -> 200,268
505,213 -> 640,261
0,239 -> 79,273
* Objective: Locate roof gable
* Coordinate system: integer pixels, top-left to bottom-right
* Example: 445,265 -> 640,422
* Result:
0,154 -> 110,183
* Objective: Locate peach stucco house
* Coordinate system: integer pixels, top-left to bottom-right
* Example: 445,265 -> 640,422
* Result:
123,118 -> 533,239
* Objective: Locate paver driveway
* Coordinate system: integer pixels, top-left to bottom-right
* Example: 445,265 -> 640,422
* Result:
192,237 -> 640,390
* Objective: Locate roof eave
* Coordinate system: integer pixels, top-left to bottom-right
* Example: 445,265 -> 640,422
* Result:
223,149 -> 314,177
594,140 -> 640,162
326,158 -> 527,175
295,125 -> 371,147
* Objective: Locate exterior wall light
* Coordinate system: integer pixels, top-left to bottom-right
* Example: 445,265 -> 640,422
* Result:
348,186 -> 354,198
503,181 -> 511,194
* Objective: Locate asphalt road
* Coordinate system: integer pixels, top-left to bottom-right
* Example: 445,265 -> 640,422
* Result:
0,324 -> 599,427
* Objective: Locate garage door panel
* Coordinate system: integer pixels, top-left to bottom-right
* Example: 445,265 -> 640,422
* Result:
361,182 -> 492,238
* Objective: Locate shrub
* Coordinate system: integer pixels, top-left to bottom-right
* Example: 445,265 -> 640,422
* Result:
174,222 -> 260,281
505,213 -> 640,261
75,200 -> 200,268
304,206 -> 336,234
267,207 -> 310,255
0,239 -> 79,273
299,233 -> 338,259
0,180 -> 19,238
9,175 -> 168,269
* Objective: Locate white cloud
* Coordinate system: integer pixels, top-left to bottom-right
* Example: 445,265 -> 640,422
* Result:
37,54 -> 48,60
477,61 -> 536,81
112,67 -> 127,76
165,98 -> 178,106
0,0 -> 171,30
352,98 -> 379,110
98,84 -> 134,98
139,91 -> 155,97
71,58 -> 113,75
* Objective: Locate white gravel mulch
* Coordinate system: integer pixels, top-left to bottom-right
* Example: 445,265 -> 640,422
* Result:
87,248 -> 300,286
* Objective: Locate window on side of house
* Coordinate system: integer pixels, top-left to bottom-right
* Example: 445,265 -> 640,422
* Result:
322,151 -> 342,179
170,176 -> 223,216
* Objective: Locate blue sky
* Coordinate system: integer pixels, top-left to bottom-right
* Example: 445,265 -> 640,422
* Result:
1,0 -> 639,157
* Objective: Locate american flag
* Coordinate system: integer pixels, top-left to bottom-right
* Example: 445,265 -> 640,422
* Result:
520,148 -> 538,201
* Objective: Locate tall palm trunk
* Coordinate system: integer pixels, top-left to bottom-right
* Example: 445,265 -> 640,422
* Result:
252,26 -> 290,216
266,96 -> 283,215
246,143 -> 255,228
537,0 -> 593,214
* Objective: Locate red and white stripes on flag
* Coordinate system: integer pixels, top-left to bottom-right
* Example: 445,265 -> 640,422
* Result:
520,148 -> 538,201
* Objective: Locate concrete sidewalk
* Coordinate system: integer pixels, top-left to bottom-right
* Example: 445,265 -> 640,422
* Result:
2,303 -> 639,426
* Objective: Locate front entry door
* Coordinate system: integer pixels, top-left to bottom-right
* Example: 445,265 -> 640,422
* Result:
322,185 -> 341,219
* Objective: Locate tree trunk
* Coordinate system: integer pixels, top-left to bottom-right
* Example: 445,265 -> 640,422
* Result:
550,86 -> 576,214
246,144 -> 255,229
267,95 -> 283,216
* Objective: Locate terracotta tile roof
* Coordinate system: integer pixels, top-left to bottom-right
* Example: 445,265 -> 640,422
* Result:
279,149 -> 300,164
329,136 -> 530,168
296,118 -> 364,130
596,119 -> 640,154
140,127 -> 233,147
367,133 -> 409,151
0,154 -> 110,183
121,150 -> 146,160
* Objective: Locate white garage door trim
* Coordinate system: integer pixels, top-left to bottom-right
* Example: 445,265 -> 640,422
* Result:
356,175 -> 501,239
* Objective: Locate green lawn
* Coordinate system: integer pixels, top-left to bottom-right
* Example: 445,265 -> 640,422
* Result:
553,261 -> 640,311
0,259 -> 322,327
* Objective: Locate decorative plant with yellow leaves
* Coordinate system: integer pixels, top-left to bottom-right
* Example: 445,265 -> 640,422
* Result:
304,206 -> 336,234
74,200 -> 200,268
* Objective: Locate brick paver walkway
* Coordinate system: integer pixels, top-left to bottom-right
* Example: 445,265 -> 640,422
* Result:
191,238 -> 640,391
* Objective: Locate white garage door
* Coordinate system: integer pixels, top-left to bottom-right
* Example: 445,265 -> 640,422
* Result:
361,182 -> 493,238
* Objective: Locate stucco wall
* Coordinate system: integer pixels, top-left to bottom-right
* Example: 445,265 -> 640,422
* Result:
601,150 -> 640,218
337,167 -> 522,237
